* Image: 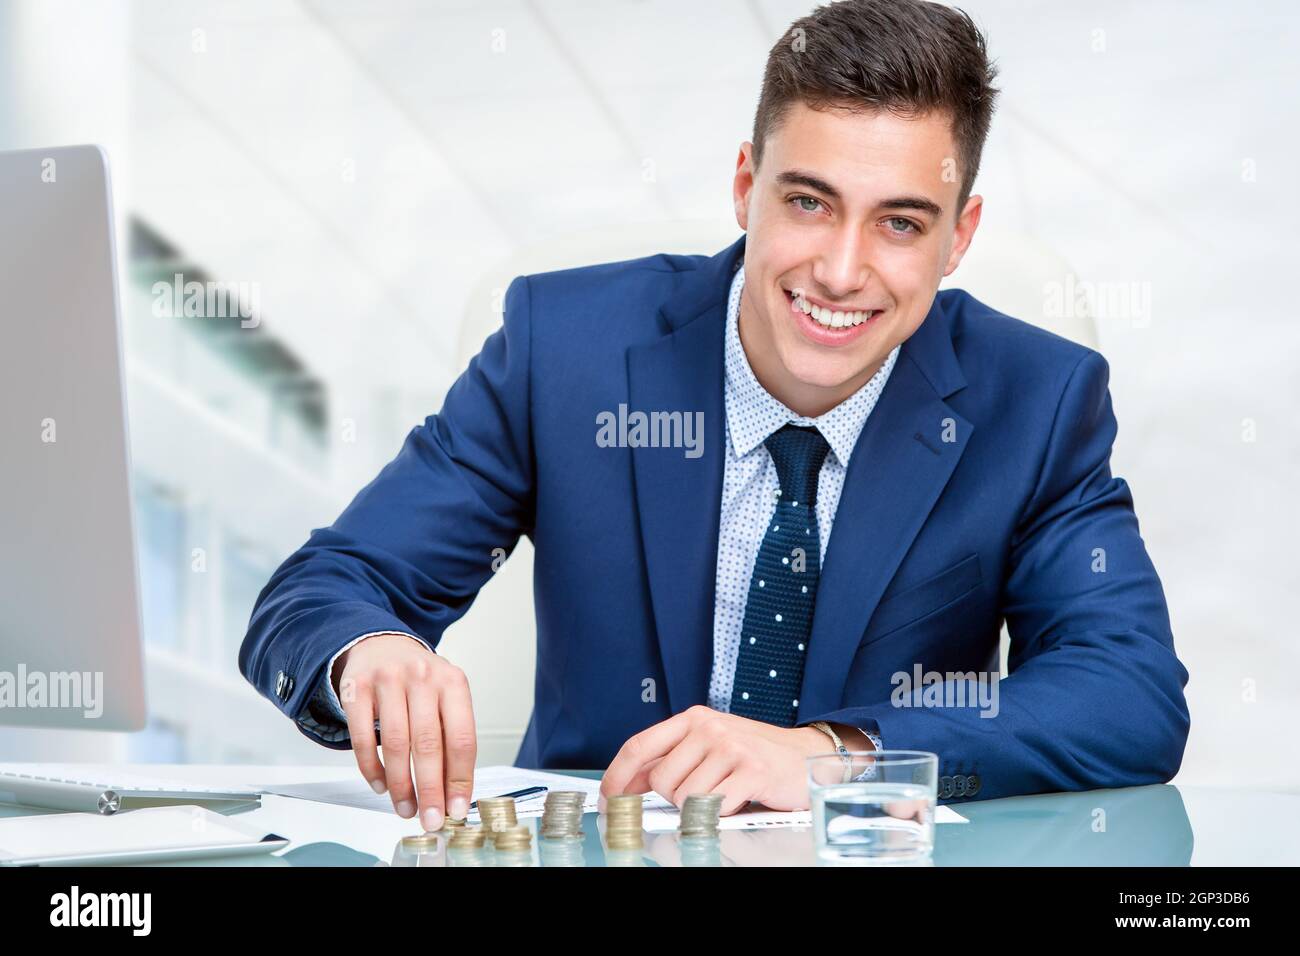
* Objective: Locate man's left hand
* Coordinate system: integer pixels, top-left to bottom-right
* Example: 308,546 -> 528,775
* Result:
599,705 -> 860,815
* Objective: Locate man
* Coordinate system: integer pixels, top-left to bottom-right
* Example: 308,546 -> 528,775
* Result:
239,0 -> 1190,833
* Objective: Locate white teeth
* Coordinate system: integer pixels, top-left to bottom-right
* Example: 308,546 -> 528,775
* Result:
793,292 -> 874,329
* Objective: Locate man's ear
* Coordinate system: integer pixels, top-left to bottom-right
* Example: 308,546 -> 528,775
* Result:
942,194 -> 983,278
733,143 -> 755,231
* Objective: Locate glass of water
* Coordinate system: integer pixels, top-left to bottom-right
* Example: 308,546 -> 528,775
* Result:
806,750 -> 939,864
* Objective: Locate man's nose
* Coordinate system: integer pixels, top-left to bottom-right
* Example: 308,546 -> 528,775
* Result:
811,231 -> 871,300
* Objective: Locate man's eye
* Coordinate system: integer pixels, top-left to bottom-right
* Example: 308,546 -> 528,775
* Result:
887,217 -> 919,234
791,196 -> 822,214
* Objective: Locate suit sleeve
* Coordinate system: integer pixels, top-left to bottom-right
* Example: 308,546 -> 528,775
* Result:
238,276 -> 536,749
802,351 -> 1191,802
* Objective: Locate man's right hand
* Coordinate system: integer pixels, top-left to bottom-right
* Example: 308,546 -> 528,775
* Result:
332,633 -> 476,832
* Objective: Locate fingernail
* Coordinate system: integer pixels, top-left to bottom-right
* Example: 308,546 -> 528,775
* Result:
597,795 -> 607,813
396,800 -> 415,818
422,807 -> 443,831
370,779 -> 387,795
449,797 -> 468,820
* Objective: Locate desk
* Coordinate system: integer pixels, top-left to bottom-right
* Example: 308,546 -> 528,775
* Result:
3,765 -> 1297,866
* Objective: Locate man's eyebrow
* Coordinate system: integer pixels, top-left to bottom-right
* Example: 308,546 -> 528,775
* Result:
878,196 -> 944,219
775,169 -> 842,200
775,169 -> 943,219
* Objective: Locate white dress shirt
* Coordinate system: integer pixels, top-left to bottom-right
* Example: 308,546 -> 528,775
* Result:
709,265 -> 898,752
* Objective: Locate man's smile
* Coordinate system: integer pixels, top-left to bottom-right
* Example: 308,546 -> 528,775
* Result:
783,286 -> 881,346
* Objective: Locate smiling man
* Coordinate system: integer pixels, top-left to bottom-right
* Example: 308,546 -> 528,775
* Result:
240,0 -> 1190,831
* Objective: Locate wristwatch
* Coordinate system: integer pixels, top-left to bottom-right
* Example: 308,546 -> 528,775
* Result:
809,720 -> 855,783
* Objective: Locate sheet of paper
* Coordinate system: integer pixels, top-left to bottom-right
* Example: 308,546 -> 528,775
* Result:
264,766 -> 965,827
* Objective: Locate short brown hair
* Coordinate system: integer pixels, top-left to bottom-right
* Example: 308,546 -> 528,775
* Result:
752,0 -> 1000,213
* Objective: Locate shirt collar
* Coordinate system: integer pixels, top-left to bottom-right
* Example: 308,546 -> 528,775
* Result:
723,264 -> 900,468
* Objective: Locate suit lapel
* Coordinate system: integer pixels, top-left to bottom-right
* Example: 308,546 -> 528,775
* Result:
797,297 -> 973,721
627,237 -> 743,713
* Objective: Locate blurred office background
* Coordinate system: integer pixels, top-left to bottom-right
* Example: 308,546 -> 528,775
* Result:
0,0 -> 1296,789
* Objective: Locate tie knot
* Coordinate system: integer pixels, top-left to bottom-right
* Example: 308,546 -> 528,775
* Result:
763,424 -> 830,506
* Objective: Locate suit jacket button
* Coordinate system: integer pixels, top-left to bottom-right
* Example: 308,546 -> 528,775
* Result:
966,774 -> 981,796
275,671 -> 286,699
939,775 -> 953,799
952,774 -> 967,797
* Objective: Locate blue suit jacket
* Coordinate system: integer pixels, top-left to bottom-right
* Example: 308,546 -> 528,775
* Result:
239,234 -> 1190,803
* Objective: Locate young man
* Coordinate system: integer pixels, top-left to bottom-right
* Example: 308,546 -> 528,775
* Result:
240,0 -> 1190,832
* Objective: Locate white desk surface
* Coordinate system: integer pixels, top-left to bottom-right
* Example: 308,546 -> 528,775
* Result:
1,764 -> 1298,866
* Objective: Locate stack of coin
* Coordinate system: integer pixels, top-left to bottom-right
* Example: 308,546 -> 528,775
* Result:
603,794 -> 644,850
446,828 -> 490,867
492,824 -> 533,852
540,791 -> 585,840
679,794 -> 724,839
442,816 -> 467,831
448,825 -> 486,850
400,832 -> 442,851
475,797 -> 518,841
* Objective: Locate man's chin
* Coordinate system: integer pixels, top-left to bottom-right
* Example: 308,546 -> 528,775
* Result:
781,352 -> 877,395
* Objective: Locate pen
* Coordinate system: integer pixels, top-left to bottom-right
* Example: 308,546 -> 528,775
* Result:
468,786 -> 548,810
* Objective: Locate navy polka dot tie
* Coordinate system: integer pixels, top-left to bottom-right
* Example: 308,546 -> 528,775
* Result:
729,424 -> 831,727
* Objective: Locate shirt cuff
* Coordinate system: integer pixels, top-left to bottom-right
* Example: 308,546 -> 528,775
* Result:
851,729 -> 883,782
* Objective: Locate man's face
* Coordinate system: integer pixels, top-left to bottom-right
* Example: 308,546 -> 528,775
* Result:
733,101 -> 982,415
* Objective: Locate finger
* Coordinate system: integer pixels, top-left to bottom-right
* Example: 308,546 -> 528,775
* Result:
406,666 -> 445,832
714,771 -> 761,816
438,668 -> 477,822
883,798 -> 926,823
342,682 -> 386,795
643,732 -> 712,805
376,676 -> 416,818
671,751 -> 735,807
606,756 -> 663,809
601,712 -> 695,798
